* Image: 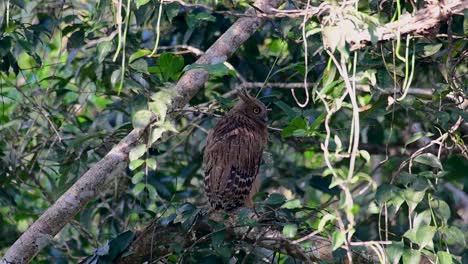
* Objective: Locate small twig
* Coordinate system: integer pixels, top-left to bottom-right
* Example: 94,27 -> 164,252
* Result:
336,211 -> 353,264
350,241 -> 392,246
173,108 -> 222,117
391,116 -> 463,183
292,229 -> 321,244
83,30 -> 119,49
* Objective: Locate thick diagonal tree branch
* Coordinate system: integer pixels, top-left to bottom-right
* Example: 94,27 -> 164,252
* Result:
1,0 -> 284,263
349,0 -> 468,50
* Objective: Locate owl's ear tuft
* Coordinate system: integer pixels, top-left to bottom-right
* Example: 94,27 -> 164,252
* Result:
237,88 -> 253,102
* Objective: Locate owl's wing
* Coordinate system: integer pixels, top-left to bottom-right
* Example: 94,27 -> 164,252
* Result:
203,125 -> 264,210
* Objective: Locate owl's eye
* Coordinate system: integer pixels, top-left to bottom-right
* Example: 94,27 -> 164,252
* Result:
253,107 -> 261,114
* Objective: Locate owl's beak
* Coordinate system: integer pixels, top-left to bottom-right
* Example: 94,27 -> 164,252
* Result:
261,112 -> 268,122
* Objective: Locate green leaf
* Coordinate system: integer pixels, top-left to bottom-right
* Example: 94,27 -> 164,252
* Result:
331,230 -> 345,250
274,101 -> 296,120
131,171 -> 145,184
403,188 -> 426,212
416,226 -> 436,248
437,251 -> 453,264
151,89 -> 176,105
146,184 -> 157,199
318,213 -> 335,231
320,79 -> 343,96
146,158 -> 157,170
129,159 -> 144,170
306,27 -> 322,37
135,0 -> 151,8
375,184 -> 393,205
265,193 -> 286,205
403,225 -> 436,249
309,112 -> 326,131
389,191 -> 405,212
405,132 -> 433,147
10,0 -> 25,8
421,44 -> 443,57
186,12 -> 216,28
133,183 -> 146,196
402,249 -> 421,264
155,53 -> 184,81
281,199 -> 302,209
322,26 -> 343,53
96,41 -> 113,63
183,63 -> 234,77
129,144 -> 146,161
129,59 -> 148,73
282,224 -> 298,238
412,210 -> 432,230
216,247 -> 231,259
292,129 -> 306,137
439,226 -> 465,245
97,231 -> 134,262
110,69 -> 121,86
150,127 -> 166,144
165,2 -> 180,21
359,150 -> 370,163
148,101 -> 168,122
281,117 -> 307,138
211,229 -> 225,248
159,120 -> 178,133
132,110 -> 153,128
414,153 -> 443,170
430,198 -> 451,224
386,241 -> 404,264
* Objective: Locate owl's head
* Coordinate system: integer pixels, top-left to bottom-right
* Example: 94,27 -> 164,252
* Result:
232,89 -> 268,123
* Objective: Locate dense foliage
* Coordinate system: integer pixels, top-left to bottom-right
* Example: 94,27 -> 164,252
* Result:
0,0 -> 466,263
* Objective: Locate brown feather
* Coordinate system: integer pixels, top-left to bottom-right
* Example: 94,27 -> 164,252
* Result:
203,90 -> 268,210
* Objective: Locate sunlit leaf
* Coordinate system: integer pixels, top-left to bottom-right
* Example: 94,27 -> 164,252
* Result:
133,110 -> 153,128
148,101 -> 168,122
402,249 -> 421,264
129,144 -> 146,161
135,0 -> 151,9
146,158 -> 157,170
318,214 -> 335,231
437,251 -> 453,264
281,199 -> 302,209
129,159 -> 144,170
183,63 -> 234,77
386,240 -> 404,264
331,230 -> 345,250
421,44 -> 443,57
282,224 -> 297,238
131,171 -> 145,184
414,153 -> 443,169
403,188 -> 426,212
133,183 -> 146,196
403,225 -> 436,249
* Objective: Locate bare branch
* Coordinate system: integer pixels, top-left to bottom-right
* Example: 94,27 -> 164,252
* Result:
350,0 -> 468,50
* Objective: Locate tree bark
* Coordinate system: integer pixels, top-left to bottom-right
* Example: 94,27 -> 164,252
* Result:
349,0 -> 468,50
1,0 -> 284,263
